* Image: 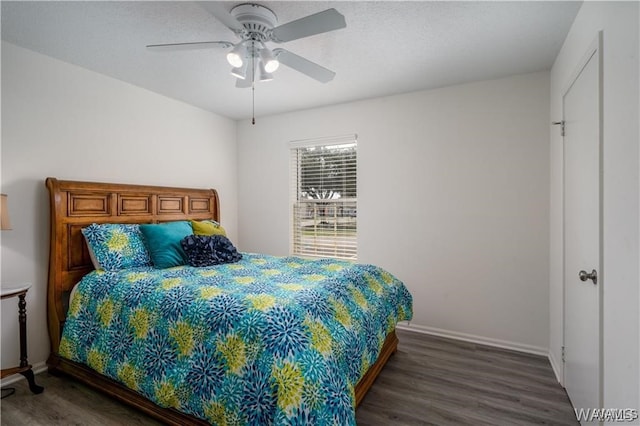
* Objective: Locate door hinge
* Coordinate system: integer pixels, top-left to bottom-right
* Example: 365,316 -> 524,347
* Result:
562,346 -> 566,363
553,120 -> 565,137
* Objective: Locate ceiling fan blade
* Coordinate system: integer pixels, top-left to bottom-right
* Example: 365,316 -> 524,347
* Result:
198,2 -> 245,33
273,48 -> 336,83
146,41 -> 233,51
271,9 -> 346,43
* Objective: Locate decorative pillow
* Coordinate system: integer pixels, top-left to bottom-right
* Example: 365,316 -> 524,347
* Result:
81,223 -> 152,271
139,221 -> 193,269
181,235 -> 242,267
190,220 -> 226,237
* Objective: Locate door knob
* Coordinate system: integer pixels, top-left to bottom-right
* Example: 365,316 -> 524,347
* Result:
578,269 -> 597,285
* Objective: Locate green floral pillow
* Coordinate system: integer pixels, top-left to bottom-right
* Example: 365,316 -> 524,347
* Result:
82,223 -> 152,271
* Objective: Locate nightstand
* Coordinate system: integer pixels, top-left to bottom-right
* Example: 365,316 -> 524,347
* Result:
1,283 -> 44,395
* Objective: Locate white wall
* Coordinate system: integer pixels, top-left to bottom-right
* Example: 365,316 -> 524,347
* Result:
0,42 -> 238,373
237,71 -> 550,353
549,1 -> 639,412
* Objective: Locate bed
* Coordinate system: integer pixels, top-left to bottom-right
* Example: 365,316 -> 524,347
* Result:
46,177 -> 412,425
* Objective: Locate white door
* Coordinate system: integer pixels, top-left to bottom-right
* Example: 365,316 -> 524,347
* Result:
563,35 -> 602,422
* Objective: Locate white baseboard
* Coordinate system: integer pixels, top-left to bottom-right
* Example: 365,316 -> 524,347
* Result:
548,350 -> 564,386
0,361 -> 47,387
396,322 -> 549,357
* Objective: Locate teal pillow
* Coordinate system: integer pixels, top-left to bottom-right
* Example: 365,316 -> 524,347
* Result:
139,221 -> 193,269
82,223 -> 152,271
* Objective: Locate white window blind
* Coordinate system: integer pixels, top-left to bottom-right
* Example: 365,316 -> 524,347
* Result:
290,135 -> 357,260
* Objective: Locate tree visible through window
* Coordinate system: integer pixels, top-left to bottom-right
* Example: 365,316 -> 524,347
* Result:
291,136 -> 357,260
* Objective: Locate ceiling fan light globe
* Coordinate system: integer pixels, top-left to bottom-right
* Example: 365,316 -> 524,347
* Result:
227,52 -> 244,68
227,42 -> 247,67
258,61 -> 274,81
264,59 -> 279,73
260,72 -> 274,82
258,45 -> 279,73
231,66 -> 247,80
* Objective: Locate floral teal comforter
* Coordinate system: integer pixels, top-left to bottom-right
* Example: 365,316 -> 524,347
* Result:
60,253 -> 413,425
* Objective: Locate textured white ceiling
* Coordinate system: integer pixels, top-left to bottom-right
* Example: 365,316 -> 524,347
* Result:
1,1 -> 581,120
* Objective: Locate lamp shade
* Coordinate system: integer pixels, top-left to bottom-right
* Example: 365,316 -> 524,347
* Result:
1,193 -> 11,230
226,42 -> 247,68
231,61 -> 249,80
259,45 -> 279,73
258,61 -> 273,82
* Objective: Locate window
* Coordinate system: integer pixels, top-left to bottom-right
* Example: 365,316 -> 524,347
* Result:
290,135 -> 357,260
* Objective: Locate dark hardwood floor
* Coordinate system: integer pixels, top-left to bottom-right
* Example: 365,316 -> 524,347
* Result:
357,329 -> 578,425
1,329 -> 578,425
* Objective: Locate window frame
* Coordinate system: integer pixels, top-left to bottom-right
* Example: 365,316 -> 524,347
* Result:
289,134 -> 358,261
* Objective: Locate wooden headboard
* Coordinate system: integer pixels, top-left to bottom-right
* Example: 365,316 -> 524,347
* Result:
46,177 -> 220,355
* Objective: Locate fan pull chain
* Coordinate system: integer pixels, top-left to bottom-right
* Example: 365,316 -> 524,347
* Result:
251,52 -> 256,125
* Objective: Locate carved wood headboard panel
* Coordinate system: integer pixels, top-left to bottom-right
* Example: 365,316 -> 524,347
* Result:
46,177 -> 220,354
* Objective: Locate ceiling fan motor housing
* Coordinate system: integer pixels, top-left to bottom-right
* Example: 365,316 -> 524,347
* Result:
231,3 -> 278,42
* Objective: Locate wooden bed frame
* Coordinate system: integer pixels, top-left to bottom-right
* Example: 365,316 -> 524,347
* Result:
46,177 -> 397,424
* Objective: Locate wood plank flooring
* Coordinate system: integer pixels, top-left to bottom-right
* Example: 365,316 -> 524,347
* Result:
357,329 -> 578,425
1,329 -> 578,425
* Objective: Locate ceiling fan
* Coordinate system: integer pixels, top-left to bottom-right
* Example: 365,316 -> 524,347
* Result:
147,2 -> 347,88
